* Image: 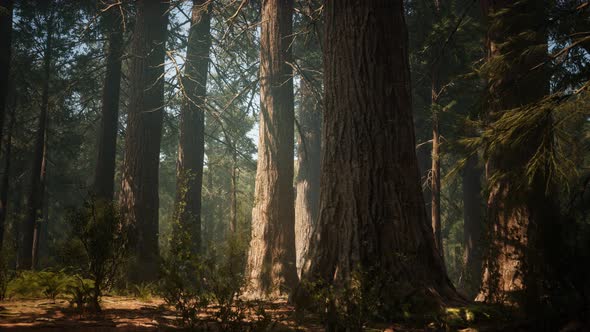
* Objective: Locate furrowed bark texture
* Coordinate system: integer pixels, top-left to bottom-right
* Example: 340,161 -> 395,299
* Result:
120,0 -> 169,282
246,0 -> 298,298
294,76 -> 321,277
303,0 -> 458,306
94,1 -> 124,202
174,0 -> 211,256
477,0 -> 553,308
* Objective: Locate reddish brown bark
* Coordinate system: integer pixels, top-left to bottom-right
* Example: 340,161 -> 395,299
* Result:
120,0 -> 169,282
245,0 -> 298,298
477,0 -> 552,308
294,76 -> 321,277
301,0 -> 459,316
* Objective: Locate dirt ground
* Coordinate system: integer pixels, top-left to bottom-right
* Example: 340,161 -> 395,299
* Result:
0,296 -> 331,331
0,296 -> 176,331
0,296 -> 546,331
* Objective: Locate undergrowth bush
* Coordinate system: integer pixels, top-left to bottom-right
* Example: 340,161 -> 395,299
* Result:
66,275 -> 95,311
7,270 -> 72,302
161,231 -> 273,330
4,269 -> 92,304
132,282 -> 157,301
66,197 -> 131,311
0,255 -> 13,300
297,266 -> 454,330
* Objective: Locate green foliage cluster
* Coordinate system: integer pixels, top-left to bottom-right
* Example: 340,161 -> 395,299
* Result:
6,269 -> 71,301
298,268 -> 449,330
0,255 -> 12,300
66,197 -> 131,310
3,269 -> 93,306
66,275 -> 95,311
160,232 -> 273,330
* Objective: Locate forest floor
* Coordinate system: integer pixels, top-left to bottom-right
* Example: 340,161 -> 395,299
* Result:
0,296 -> 560,331
0,296 -> 325,331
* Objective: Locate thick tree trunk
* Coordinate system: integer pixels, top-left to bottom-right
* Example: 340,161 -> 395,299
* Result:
477,0 -> 552,309
93,1 -> 124,202
120,0 -> 169,282
245,0 -> 298,298
461,154 -> 482,298
294,77 -> 321,277
0,0 -> 12,151
301,0 -> 459,319
173,0 -> 211,256
21,15 -> 52,270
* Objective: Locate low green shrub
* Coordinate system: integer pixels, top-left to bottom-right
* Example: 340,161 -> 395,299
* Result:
0,255 -> 13,300
160,231 -> 273,330
66,275 -> 95,311
132,282 -> 157,301
160,257 -> 212,329
66,197 -> 131,311
6,269 -> 78,301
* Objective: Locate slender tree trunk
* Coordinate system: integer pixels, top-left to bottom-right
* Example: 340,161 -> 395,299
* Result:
120,0 -> 169,282
477,0 -> 552,309
300,1 -> 459,320
173,0 -> 211,257
431,68 -> 443,262
461,154 -> 482,298
0,0 -> 12,150
294,76 -> 321,277
0,0 -> 13,251
430,0 -> 444,263
94,1 -> 124,202
0,105 -> 15,251
21,14 -> 52,270
229,150 -> 238,234
417,143 -> 432,222
245,0 -> 298,298
34,173 -> 48,267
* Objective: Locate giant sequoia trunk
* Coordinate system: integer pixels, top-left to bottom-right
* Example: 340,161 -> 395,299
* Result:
93,1 -> 124,202
0,0 -> 12,151
173,0 -> 211,256
245,0 -> 298,298
120,0 -> 169,282
21,14 -> 52,270
477,0 -> 553,309
301,0 -> 458,315
294,76 -> 321,277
